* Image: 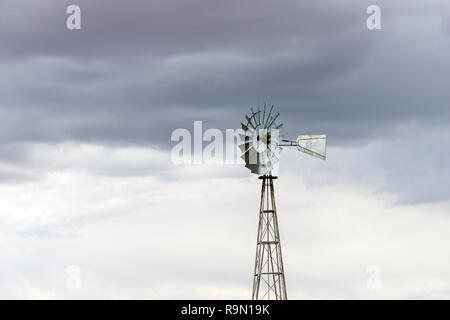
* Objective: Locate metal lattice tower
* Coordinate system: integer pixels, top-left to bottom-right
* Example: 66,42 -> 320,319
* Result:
252,174 -> 287,300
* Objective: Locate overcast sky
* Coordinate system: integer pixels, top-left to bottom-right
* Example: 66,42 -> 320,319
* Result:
0,0 -> 449,299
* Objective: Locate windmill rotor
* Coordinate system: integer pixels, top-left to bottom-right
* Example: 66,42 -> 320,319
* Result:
238,104 -> 283,175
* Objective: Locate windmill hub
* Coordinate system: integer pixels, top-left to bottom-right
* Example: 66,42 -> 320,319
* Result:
240,104 -> 327,300
252,130 -> 268,152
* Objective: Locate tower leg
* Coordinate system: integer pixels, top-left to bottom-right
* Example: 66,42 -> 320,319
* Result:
252,174 -> 287,300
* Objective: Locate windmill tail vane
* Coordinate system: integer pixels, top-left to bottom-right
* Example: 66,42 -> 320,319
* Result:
239,104 -> 327,300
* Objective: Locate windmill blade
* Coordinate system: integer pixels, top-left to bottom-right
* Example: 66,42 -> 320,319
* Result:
240,122 -> 249,130
250,107 -> 262,127
238,139 -> 250,148
267,146 -> 281,162
257,106 -> 261,125
238,142 -> 252,154
245,114 -> 257,129
241,147 -> 260,166
245,163 -> 258,174
246,163 -> 267,175
264,105 -> 274,128
250,108 -> 257,126
263,150 -> 273,168
262,103 -> 266,126
296,134 -> 327,160
259,150 -> 271,167
238,130 -> 255,152
266,112 -> 280,129
239,129 -> 254,139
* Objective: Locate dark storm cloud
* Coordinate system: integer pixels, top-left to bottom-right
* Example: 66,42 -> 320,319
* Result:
0,0 -> 363,58
0,0 -> 448,144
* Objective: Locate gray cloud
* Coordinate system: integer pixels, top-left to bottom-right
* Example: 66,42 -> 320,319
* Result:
0,0 -> 448,148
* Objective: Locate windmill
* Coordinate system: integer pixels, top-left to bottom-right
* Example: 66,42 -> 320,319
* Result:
239,104 -> 326,300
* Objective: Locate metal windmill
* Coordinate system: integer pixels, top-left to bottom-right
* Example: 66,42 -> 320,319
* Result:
239,104 -> 326,300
